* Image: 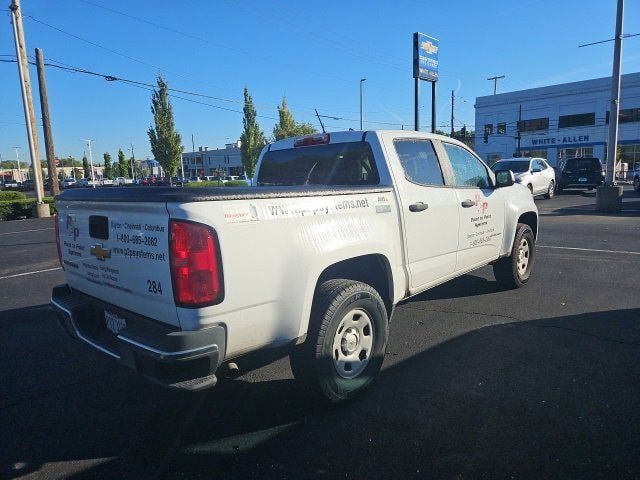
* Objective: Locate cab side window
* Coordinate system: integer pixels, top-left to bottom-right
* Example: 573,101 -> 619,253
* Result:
393,139 -> 444,186
443,143 -> 491,188
535,159 -> 546,171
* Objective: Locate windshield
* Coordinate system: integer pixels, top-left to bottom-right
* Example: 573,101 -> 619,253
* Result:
257,141 -> 380,186
491,161 -> 530,173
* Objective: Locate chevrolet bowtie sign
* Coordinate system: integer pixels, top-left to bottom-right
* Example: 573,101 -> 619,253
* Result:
90,243 -> 111,261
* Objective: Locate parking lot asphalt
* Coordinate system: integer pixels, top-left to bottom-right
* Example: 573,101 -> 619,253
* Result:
1,187 -> 639,479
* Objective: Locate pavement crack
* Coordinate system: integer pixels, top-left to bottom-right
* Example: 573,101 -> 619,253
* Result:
532,323 -> 640,347
401,304 -> 521,322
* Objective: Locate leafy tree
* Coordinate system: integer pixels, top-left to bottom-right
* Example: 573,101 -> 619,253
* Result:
240,87 -> 266,179
148,75 -> 183,181
73,167 -> 83,179
273,97 -> 316,141
117,149 -> 129,178
82,155 -> 90,178
103,152 -> 112,179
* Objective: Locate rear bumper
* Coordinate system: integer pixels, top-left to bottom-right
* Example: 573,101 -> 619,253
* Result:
51,284 -> 226,391
558,178 -> 604,189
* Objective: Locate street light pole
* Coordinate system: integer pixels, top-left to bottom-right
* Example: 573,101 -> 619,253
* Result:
360,78 -> 366,130
14,147 -> 21,182
81,139 -> 96,188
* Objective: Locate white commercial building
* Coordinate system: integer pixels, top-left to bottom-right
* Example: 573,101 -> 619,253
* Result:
182,141 -> 243,178
474,72 -> 640,170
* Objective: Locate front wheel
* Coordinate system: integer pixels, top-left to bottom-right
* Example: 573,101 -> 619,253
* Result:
289,279 -> 389,403
493,223 -> 535,289
544,180 -> 555,199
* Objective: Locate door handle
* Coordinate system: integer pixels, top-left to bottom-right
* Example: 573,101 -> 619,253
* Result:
461,199 -> 476,208
409,202 -> 429,212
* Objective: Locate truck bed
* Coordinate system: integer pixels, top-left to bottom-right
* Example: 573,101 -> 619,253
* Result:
57,185 -> 394,203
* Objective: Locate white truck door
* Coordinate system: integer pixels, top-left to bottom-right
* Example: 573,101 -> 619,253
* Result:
440,141 -> 505,272
381,134 -> 459,290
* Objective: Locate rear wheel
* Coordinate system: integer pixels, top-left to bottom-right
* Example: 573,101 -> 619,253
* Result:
544,180 -> 555,199
289,279 -> 389,403
493,223 -> 535,289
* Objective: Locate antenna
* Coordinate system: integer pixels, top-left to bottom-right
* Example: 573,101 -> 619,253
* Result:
315,109 -> 326,133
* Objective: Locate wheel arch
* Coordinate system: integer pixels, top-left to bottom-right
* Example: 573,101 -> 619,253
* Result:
315,254 -> 394,319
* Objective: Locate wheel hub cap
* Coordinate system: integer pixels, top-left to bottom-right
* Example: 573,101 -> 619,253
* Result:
517,238 -> 530,276
332,309 -> 374,379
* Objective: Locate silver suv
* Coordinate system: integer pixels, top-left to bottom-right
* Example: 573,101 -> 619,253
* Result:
491,157 -> 556,199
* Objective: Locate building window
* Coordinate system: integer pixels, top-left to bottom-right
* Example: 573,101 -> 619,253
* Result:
558,112 -> 595,128
558,147 -> 594,161
484,124 -> 493,135
517,117 -> 549,132
520,150 -> 548,159
606,108 -> 640,124
497,122 -> 506,134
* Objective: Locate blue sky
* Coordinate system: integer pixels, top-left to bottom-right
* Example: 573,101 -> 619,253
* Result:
1,0 -> 639,164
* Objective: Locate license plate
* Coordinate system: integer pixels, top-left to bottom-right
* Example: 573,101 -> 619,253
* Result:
579,177 -> 587,182
104,310 -> 127,334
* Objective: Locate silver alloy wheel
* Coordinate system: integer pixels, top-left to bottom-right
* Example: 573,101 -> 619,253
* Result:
332,308 -> 374,379
517,238 -> 530,276
548,180 -> 555,198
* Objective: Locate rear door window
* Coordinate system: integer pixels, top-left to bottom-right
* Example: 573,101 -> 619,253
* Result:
393,139 -> 444,186
257,142 -> 379,186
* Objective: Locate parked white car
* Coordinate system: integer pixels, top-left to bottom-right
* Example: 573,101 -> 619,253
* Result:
61,178 -> 76,189
52,131 -> 538,402
491,157 -> 556,199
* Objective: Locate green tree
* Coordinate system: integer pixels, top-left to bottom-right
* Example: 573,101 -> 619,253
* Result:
82,155 -> 90,178
148,75 -> 183,181
117,149 -> 129,178
240,87 -> 266,179
103,152 -> 112,179
272,97 -> 316,141
73,167 -> 83,180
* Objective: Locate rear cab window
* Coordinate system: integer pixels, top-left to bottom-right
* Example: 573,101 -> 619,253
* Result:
257,142 -> 379,186
564,158 -> 602,171
393,139 -> 444,186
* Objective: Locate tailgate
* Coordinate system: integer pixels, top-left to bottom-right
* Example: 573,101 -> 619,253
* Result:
56,200 -> 179,327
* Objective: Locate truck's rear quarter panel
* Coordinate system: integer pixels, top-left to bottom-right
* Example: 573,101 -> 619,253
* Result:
167,188 -> 403,358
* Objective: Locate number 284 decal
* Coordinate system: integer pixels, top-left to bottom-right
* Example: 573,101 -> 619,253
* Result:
147,280 -> 163,295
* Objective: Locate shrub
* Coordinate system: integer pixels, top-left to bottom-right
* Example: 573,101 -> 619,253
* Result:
186,181 -> 224,188
0,197 -> 56,221
224,180 -> 249,187
0,191 -> 27,201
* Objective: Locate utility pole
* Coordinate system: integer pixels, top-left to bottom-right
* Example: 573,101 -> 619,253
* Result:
516,104 -> 522,157
359,78 -> 366,130
130,143 -> 135,180
487,75 -> 505,95
81,139 -> 96,187
35,48 -> 59,196
450,90 -> 455,137
596,0 -> 625,212
10,0 -> 48,216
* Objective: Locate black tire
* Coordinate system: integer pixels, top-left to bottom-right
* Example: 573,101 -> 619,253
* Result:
634,176 -> 640,192
289,279 -> 389,403
493,223 -> 535,289
544,180 -> 555,199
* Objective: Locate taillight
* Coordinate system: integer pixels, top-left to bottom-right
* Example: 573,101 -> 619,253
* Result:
169,219 -> 224,308
54,213 -> 64,269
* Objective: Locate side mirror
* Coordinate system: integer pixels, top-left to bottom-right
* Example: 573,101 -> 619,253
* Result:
494,169 -> 515,188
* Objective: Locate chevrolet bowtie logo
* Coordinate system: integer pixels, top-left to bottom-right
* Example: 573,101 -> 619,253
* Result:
90,243 -> 111,261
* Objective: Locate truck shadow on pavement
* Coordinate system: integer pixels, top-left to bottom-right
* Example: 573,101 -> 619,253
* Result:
2,304 -> 639,479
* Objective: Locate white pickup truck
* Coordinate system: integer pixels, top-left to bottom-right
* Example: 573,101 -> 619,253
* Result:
52,131 -> 537,402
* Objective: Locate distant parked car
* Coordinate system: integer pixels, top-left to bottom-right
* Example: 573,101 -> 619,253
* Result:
113,177 -> 126,186
2,179 -> 20,189
633,170 -> 640,192
224,175 -> 239,181
61,178 -> 76,189
491,157 -> 556,199
556,157 -> 605,192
